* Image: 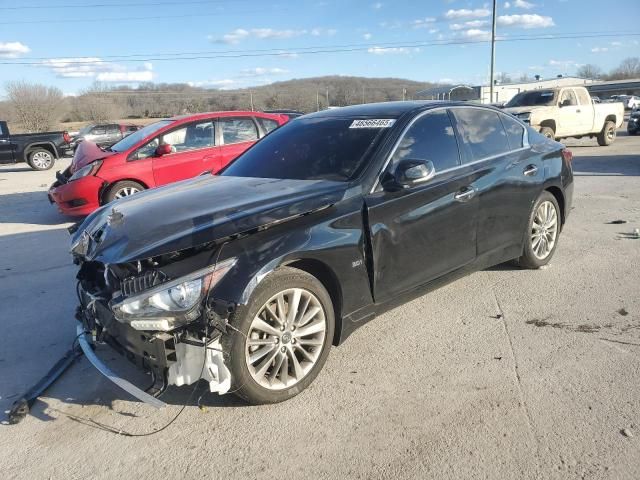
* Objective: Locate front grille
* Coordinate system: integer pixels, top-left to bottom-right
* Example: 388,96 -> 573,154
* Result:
121,270 -> 167,297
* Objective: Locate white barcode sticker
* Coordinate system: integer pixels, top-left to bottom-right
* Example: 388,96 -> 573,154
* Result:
349,119 -> 396,129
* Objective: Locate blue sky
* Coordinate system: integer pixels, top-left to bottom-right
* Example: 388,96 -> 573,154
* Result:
0,0 -> 638,95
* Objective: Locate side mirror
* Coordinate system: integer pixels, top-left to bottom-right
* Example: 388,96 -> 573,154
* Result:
383,159 -> 436,191
560,99 -> 572,107
155,144 -> 172,156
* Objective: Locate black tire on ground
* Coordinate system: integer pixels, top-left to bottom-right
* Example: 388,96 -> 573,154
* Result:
103,180 -> 145,203
539,126 -> 555,140
221,266 -> 335,404
26,148 -> 55,171
515,191 -> 561,270
597,121 -> 616,146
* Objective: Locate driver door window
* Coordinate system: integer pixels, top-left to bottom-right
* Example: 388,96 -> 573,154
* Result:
389,109 -> 460,174
559,89 -> 577,106
134,121 -> 215,159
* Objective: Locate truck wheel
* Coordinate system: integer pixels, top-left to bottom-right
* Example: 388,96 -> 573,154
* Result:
597,121 -> 616,146
515,191 -> 561,269
221,267 -> 335,404
539,127 -> 555,140
27,148 -> 55,170
104,181 -> 144,203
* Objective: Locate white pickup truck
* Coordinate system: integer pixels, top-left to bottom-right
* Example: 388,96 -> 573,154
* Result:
503,86 -> 624,146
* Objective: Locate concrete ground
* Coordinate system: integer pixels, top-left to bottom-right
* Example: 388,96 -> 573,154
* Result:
1,129 -> 639,480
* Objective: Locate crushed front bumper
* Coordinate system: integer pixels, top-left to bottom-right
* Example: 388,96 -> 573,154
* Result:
76,324 -> 167,408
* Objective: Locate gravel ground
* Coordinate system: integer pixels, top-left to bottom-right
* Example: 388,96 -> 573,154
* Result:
1,128 -> 639,480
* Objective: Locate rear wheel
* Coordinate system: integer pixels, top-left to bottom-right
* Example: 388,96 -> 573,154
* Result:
27,148 -> 55,170
104,180 -> 144,203
221,267 -> 335,404
516,191 -> 561,269
597,121 -> 616,146
539,127 -> 555,141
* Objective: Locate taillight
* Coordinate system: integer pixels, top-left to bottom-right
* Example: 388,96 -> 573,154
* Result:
561,148 -> 573,166
63,131 -> 71,144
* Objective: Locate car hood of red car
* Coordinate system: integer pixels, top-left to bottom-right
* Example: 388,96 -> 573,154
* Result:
71,141 -> 117,173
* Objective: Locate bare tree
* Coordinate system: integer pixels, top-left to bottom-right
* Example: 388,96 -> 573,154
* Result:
72,82 -> 124,122
608,57 -> 640,80
496,72 -> 512,84
5,81 -> 65,132
576,64 -> 604,80
519,73 -> 532,82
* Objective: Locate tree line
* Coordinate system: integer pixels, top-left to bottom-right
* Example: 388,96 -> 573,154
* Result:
1,57 -> 638,133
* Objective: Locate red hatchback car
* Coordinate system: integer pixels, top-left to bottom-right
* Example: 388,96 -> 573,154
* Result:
48,111 -> 288,216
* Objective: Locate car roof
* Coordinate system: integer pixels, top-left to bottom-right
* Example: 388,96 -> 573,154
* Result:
303,100 -> 491,120
169,111 -> 281,122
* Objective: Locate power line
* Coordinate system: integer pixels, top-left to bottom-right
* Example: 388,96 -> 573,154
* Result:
2,31 -> 638,66
0,0 -> 238,10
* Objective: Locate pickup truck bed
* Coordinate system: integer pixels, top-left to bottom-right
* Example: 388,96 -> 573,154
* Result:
0,120 -> 70,170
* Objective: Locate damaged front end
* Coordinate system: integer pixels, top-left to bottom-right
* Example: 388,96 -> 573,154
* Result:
74,243 -> 237,405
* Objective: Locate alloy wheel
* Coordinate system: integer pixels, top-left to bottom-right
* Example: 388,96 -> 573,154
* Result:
245,288 -> 327,390
606,126 -> 615,142
531,200 -> 558,259
31,151 -> 52,169
114,186 -> 140,199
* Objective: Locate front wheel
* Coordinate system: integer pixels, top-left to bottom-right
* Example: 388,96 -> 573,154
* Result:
27,148 -> 55,170
104,180 -> 144,203
221,267 -> 335,404
515,191 -> 561,269
539,127 -> 555,141
597,121 -> 616,146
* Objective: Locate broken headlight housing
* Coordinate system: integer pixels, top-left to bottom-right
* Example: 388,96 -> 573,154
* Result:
111,257 -> 236,331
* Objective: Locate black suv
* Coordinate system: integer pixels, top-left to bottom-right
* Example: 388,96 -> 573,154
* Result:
72,101 -> 573,405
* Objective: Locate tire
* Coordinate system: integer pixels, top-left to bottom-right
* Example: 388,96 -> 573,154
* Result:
27,148 -> 55,171
104,180 -> 145,203
539,127 -> 555,141
515,191 -> 561,269
597,121 -> 616,146
221,266 -> 335,404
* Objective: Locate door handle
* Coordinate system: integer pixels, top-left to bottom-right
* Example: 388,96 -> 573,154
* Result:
523,165 -> 538,176
454,186 -> 476,202
576,109 -> 581,113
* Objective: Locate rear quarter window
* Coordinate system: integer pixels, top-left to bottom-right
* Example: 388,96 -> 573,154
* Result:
500,114 -> 526,149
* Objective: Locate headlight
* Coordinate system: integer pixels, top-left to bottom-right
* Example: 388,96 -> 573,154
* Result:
69,160 -> 102,181
112,257 -> 237,331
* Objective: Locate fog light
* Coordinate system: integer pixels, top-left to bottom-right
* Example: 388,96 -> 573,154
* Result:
130,318 -> 176,331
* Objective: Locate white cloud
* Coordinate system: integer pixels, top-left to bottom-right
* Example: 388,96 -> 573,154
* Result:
38,57 -> 153,82
591,47 -> 608,53
514,0 -> 535,8
504,1 -> 511,8
610,41 -> 622,46
497,14 -> 554,28
251,28 -> 307,40
239,67 -> 288,77
0,41 -> 30,58
445,8 -> 491,19
211,27 -> 337,44
460,29 -> 492,40
412,17 -> 436,28
372,2 -> 383,9
429,28 -> 439,34
450,20 -> 490,30
367,46 -> 420,55
363,32 -> 372,40
187,79 -> 236,89
549,59 -> 582,69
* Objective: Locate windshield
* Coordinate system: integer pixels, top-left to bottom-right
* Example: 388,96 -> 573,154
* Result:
78,125 -> 95,136
221,117 -> 389,181
110,120 -> 173,152
506,90 -> 557,108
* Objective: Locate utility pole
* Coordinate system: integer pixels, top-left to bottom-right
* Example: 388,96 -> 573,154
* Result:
326,87 -> 329,108
316,91 -> 320,111
402,88 -> 407,101
362,85 -> 365,104
249,90 -> 254,111
489,0 -> 497,104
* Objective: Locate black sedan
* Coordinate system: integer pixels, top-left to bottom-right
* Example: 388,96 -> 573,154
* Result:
71,101 -> 573,405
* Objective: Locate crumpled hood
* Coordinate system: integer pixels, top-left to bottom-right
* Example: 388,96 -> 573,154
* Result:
71,141 -> 117,173
72,175 -> 348,264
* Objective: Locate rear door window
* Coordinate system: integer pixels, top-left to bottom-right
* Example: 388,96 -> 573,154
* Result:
451,108 -> 510,162
500,114 -> 526,150
390,109 -> 460,172
220,117 -> 258,144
